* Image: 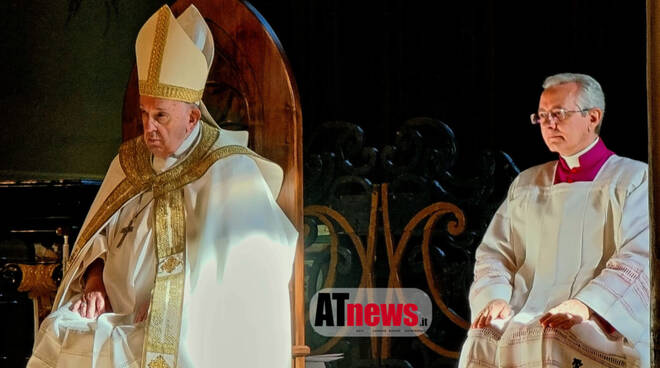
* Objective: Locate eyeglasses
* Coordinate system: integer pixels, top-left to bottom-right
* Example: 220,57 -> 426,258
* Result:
530,107 -> 590,125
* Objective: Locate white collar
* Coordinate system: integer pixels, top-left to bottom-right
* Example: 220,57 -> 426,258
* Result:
152,122 -> 201,173
560,137 -> 599,169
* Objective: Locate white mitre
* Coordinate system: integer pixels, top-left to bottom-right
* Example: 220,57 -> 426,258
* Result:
135,4 -> 213,104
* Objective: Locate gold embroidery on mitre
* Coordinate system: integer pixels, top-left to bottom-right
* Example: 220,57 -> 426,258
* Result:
146,7 -> 169,86
138,6 -> 205,103
139,81 -> 204,104
148,355 -> 170,368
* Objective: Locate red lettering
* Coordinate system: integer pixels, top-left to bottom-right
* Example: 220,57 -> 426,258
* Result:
347,303 -> 363,326
403,303 -> 418,326
365,303 -> 380,326
380,304 -> 403,326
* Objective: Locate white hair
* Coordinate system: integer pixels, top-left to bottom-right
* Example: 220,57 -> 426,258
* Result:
542,73 -> 605,132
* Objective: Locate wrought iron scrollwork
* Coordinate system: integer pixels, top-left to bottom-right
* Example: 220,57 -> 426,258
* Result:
303,117 -> 519,367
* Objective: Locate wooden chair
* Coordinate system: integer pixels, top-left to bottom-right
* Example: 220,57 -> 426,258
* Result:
121,0 -> 307,366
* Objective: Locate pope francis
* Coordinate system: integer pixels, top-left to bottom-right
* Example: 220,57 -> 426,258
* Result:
27,5 -> 297,368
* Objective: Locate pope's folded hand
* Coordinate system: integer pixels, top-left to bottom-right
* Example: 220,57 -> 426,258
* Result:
70,274 -> 112,319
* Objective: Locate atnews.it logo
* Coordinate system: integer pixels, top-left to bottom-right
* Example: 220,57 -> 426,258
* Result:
309,288 -> 432,336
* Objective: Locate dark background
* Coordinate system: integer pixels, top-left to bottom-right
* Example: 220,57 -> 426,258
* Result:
251,0 -> 648,170
0,0 -> 648,366
0,1 -> 647,178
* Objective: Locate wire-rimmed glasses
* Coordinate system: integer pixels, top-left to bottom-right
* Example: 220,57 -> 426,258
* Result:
530,107 -> 590,125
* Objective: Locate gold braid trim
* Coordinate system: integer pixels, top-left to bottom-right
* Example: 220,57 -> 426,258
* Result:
143,188 -> 186,361
153,189 -> 186,257
67,179 -> 148,268
120,121 -> 219,189
119,135 -> 154,187
154,144 -> 261,196
160,256 -> 182,273
147,355 -> 171,368
146,6 -> 169,85
139,81 -> 204,104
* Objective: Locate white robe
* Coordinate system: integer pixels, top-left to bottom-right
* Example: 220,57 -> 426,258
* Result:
27,124 -> 298,368
459,155 -> 649,368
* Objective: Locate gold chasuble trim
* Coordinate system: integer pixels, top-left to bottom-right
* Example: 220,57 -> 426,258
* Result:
144,188 -> 186,366
68,179 -> 148,265
65,121 -> 263,368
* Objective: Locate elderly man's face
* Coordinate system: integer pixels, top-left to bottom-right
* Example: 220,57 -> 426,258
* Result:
538,82 -> 601,157
139,95 -> 200,159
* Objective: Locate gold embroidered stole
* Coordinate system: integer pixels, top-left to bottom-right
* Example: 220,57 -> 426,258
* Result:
65,122 -> 258,368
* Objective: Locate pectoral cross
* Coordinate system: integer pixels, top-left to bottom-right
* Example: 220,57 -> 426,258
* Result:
116,223 -> 134,249
115,193 -> 151,249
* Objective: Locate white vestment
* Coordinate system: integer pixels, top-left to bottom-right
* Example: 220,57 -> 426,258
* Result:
458,155 -> 649,368
28,122 -> 298,368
